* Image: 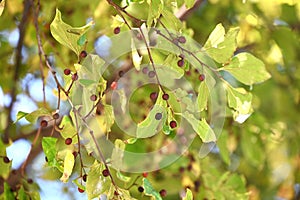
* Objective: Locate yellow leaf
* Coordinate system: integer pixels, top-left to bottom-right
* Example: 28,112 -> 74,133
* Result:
60,150 -> 75,183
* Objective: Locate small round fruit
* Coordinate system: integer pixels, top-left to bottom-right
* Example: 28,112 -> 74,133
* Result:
155,113 -> 162,120
118,70 -> 124,77
53,113 -> 59,119
178,36 -> 186,43
64,68 -> 71,75
199,74 -> 205,81
78,187 -> 84,193
150,92 -> 158,101
114,27 -> 121,34
110,81 -> 118,90
159,189 -> 167,197
102,169 -> 110,177
170,120 -> 177,128
82,174 -> 87,182
40,120 -> 48,128
142,172 -> 148,178
72,151 -> 78,158
27,178 -> 33,184
72,73 -> 78,81
90,94 -> 97,101
142,67 -> 149,74
177,59 -> 184,67
65,138 -> 72,145
138,186 -> 144,193
3,156 -> 10,163
148,71 -> 156,78
162,93 -> 169,100
79,50 -> 87,58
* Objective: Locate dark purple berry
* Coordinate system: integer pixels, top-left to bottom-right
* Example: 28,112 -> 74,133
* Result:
159,189 -> 167,197
64,68 -> 71,75
79,50 -> 87,58
177,59 -> 184,67
148,71 -> 156,78
114,27 -> 120,34
72,151 -> 78,158
65,138 -> 72,145
142,67 -> 149,74
170,120 -> 177,128
150,92 -> 158,101
53,113 -> 59,119
27,178 -> 33,184
199,74 -> 205,81
40,120 -> 48,127
178,36 -> 186,43
118,70 -> 124,77
155,113 -> 162,120
45,156 -> 48,162
102,169 -> 110,177
162,93 -> 169,100
138,186 -> 144,193
3,156 -> 10,163
90,94 -> 97,101
72,73 -> 78,81
83,174 -> 87,182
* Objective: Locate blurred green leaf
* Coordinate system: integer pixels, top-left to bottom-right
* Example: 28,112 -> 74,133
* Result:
220,53 -> 271,85
59,116 -> 78,143
181,111 -> 216,142
197,81 -> 209,112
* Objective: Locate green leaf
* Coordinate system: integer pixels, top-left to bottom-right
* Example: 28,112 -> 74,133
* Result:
217,130 -> 230,165
86,161 -> 111,200
183,188 -> 193,200
174,88 -> 198,113
143,178 -> 162,200
42,137 -> 63,172
185,0 -> 195,9
77,33 -> 87,46
103,104 -> 115,133
59,116 -> 78,144
17,186 -> 28,200
116,171 -> 131,182
0,140 -> 11,179
219,52 -> 271,85
161,9 -> 183,31
60,150 -> 75,183
181,112 -> 216,142
15,111 -> 28,123
3,182 -> 14,200
161,54 -> 185,79
197,81 -> 209,112
204,23 -> 239,63
225,83 -> 253,123
16,108 -> 51,123
78,79 -> 97,87
136,90 -> 167,138
50,9 -> 94,55
147,0 -> 164,27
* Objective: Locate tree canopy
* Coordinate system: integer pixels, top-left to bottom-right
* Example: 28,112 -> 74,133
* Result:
0,0 -> 299,199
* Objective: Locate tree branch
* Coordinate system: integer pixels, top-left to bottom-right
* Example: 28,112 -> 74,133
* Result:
2,0 -> 33,144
